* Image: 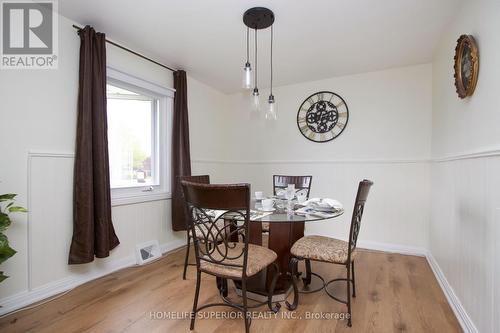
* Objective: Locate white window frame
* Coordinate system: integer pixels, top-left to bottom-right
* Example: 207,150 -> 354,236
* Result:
107,67 -> 175,206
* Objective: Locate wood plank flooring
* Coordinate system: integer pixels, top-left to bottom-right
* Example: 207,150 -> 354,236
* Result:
0,248 -> 462,333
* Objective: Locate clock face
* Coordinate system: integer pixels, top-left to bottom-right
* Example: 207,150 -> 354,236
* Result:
297,91 -> 349,143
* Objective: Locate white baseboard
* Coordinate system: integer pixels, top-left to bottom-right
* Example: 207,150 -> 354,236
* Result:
356,240 -> 428,257
426,252 -> 479,333
160,238 -> 186,254
0,238 -> 185,316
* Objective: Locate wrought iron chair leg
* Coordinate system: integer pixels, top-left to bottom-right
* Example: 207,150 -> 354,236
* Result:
294,260 -> 302,278
183,232 -> 191,280
216,277 -> 229,297
351,260 -> 356,298
190,271 -> 202,330
346,264 -> 352,327
285,257 -> 300,311
221,278 -> 228,297
241,278 -> 251,333
302,258 -> 312,287
267,263 -> 282,313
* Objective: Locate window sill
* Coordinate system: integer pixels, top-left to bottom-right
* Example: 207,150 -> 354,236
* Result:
111,191 -> 171,207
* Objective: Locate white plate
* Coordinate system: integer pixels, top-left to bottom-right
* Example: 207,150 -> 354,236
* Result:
258,207 -> 276,212
312,206 -> 339,212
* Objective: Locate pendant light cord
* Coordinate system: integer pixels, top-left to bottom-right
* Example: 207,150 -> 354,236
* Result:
254,28 -> 258,89
246,27 -> 249,63
270,25 -> 273,96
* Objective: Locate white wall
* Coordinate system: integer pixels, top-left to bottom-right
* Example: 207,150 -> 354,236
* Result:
225,65 -> 432,162
5,7 -> 490,329
430,1 -> 500,332
0,14 -> 228,308
206,64 -> 433,248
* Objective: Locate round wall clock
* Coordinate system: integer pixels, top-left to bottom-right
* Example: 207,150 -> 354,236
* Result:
454,34 -> 479,99
297,91 -> 349,143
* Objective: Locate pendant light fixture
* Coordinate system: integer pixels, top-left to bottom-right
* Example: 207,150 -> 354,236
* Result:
242,27 -> 252,89
266,25 -> 277,120
243,7 -> 276,118
252,28 -> 260,111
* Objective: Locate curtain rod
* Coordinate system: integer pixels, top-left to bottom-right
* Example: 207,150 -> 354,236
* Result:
72,25 -> 176,72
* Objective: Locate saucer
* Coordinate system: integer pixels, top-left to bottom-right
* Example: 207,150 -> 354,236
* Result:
258,207 -> 276,212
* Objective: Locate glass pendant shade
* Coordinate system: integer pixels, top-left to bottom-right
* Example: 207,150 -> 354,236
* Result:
265,95 -> 277,120
243,62 -> 252,89
252,88 -> 260,111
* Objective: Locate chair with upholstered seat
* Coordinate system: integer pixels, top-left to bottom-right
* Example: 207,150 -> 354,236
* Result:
286,179 -> 373,327
179,175 -> 210,280
261,175 -> 313,233
181,181 -> 281,333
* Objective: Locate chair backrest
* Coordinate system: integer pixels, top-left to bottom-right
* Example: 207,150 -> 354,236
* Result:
177,175 -> 210,230
348,179 -> 373,258
179,174 -> 210,185
273,175 -> 313,198
181,181 -> 251,277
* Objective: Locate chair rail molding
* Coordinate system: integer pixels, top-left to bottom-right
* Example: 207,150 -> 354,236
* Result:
28,151 -> 75,158
432,146 -> 500,163
193,145 -> 500,165
192,158 -> 430,165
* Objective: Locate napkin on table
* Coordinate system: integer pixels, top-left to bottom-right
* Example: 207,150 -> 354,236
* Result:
302,198 -> 343,211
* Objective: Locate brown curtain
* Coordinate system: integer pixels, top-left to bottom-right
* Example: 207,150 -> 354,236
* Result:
69,26 -> 120,264
171,70 -> 192,231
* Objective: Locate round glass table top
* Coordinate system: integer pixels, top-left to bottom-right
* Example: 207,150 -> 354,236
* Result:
250,199 -> 344,223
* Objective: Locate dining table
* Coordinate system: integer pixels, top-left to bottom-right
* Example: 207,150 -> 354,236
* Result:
217,198 -> 344,303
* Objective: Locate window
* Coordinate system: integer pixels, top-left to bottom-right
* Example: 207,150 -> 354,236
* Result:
106,68 -> 174,205
107,84 -> 157,188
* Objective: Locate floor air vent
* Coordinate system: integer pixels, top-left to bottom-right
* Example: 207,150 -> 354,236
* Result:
135,240 -> 161,265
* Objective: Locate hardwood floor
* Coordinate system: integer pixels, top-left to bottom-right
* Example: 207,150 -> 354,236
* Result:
0,248 -> 462,333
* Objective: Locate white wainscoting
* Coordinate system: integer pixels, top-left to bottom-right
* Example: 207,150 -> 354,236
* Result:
27,153 -> 75,290
193,157 -> 431,249
4,153 -> 493,333
0,152 -> 184,316
495,208 -> 500,333
430,149 -> 500,333
427,252 -> 479,333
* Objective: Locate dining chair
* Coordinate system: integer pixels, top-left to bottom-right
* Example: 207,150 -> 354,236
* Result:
286,179 -> 373,327
261,175 -> 313,233
181,181 -> 281,333
273,174 -> 313,198
179,175 -> 210,280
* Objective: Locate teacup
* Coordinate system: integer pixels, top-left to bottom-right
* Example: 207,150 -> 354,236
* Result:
255,191 -> 264,200
261,199 -> 274,211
